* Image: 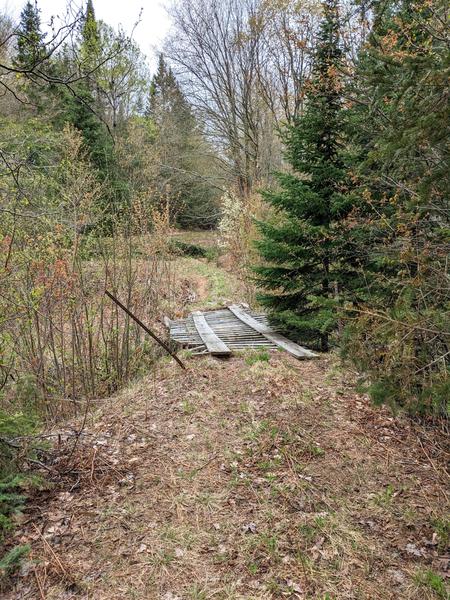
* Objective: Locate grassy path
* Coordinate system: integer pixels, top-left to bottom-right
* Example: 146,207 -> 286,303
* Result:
8,351 -> 448,599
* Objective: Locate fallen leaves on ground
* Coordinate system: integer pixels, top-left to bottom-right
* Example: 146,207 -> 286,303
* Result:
5,353 -> 449,599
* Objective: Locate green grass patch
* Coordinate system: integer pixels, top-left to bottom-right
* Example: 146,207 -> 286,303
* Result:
245,349 -> 270,366
432,517 -> 450,552
373,483 -> 396,507
414,569 -> 448,599
181,399 -> 196,415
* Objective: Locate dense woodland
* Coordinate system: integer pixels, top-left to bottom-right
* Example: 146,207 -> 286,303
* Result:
0,0 -> 448,588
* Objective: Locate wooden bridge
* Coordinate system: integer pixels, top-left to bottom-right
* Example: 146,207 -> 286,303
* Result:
165,304 -> 317,359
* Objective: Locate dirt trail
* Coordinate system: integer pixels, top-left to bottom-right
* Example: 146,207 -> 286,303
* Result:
8,351 -> 448,599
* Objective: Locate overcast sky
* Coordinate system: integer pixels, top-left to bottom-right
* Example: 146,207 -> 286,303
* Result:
4,0 -> 172,69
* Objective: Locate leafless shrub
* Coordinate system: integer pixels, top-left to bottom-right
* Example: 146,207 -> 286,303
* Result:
0,126 -> 176,423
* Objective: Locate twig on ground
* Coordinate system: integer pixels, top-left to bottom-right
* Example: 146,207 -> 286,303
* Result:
62,395 -> 92,474
417,436 -> 450,484
90,447 -> 97,483
32,524 -> 68,579
189,454 -> 218,477
33,566 -> 46,600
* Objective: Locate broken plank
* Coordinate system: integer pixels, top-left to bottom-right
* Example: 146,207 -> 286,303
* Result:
192,311 -> 231,357
228,305 -> 317,360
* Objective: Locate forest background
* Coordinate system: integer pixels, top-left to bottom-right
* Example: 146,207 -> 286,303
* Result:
0,0 -> 448,582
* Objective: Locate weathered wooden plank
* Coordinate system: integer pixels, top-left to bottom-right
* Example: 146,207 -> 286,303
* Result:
192,311 -> 231,357
228,305 -> 317,359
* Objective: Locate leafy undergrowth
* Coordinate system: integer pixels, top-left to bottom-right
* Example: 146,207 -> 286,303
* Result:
4,353 -> 448,599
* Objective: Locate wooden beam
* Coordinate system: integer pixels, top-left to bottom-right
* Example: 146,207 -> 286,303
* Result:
192,311 -> 231,357
105,290 -> 186,370
228,305 -> 318,360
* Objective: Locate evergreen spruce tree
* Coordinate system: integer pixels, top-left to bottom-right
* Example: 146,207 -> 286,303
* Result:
147,55 -> 192,123
80,0 -> 100,74
255,0 -> 354,351
343,0 -> 449,413
14,1 -> 45,70
146,55 -> 219,228
67,0 -> 113,175
53,0 -> 120,223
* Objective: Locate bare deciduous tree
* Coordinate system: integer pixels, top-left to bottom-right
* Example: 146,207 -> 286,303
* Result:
165,0 -> 323,196
166,0 -> 266,197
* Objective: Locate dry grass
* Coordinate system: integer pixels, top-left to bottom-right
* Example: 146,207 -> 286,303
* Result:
6,351 -> 448,599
